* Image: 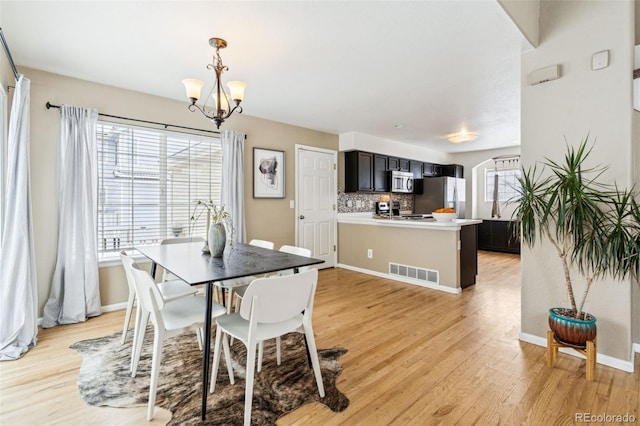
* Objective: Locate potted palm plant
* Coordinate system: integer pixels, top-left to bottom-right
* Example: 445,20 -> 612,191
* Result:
511,137 -> 640,347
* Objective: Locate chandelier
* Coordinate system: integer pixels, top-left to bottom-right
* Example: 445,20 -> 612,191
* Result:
182,37 -> 246,129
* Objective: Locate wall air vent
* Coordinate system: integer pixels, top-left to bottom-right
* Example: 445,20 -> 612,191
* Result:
389,262 -> 439,285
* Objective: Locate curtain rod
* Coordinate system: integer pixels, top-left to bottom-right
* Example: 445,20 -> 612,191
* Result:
492,154 -> 520,161
0,28 -> 19,80
46,102 -> 246,138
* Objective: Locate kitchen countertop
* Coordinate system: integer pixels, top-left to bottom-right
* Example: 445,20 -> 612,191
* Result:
337,213 -> 482,230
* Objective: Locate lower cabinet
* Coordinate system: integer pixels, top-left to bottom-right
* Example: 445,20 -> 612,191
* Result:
460,224 -> 478,288
478,220 -> 520,254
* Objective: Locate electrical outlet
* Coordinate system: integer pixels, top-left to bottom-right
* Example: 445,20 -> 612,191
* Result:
367,249 -> 373,259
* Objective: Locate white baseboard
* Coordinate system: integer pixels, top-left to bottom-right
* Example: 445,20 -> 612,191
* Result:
36,302 -> 129,327
336,263 -> 462,294
519,332 -> 635,373
633,342 -> 640,354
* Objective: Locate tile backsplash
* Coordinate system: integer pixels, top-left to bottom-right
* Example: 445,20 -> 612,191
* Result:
337,192 -> 413,213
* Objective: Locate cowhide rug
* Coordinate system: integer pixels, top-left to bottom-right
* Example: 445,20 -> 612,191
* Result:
70,328 -> 349,425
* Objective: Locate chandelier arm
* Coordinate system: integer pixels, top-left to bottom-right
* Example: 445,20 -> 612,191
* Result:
187,103 -> 216,120
220,104 -> 243,121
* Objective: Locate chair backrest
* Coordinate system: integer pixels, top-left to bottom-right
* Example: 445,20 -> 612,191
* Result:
160,237 -> 205,281
130,263 -> 167,328
278,245 -> 312,275
239,269 -> 318,324
249,239 -> 275,250
279,245 -> 311,257
120,250 -> 136,294
160,236 -> 205,245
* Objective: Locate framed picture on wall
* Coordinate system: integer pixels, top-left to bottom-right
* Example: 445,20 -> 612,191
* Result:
253,148 -> 285,198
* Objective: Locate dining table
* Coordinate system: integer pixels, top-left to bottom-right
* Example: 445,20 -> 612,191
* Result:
136,241 -> 325,421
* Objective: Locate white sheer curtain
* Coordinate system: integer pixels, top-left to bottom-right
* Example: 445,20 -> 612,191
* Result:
0,75 -> 38,360
42,105 -> 101,328
220,130 -> 246,243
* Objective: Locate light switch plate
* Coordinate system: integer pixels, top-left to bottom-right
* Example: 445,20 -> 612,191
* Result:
592,50 -> 609,70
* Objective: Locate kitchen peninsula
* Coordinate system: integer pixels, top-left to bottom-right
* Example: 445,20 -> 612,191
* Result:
337,214 -> 482,293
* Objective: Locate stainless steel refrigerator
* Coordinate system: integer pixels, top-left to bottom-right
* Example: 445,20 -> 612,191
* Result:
414,177 -> 466,218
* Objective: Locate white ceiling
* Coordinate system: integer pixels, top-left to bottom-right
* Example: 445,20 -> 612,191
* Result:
2,1 -> 528,153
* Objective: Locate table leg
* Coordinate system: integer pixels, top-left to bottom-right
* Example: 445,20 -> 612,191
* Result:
201,282 -> 213,421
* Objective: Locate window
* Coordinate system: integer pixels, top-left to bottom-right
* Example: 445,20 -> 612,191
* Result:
485,168 -> 521,202
97,122 -> 222,258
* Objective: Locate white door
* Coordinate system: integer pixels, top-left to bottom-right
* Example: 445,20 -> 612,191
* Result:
296,146 -> 336,268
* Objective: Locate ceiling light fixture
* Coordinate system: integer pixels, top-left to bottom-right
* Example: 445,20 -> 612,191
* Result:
446,129 -> 478,144
182,37 -> 246,129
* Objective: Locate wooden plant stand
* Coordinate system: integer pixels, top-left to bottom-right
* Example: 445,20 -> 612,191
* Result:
546,330 -> 596,381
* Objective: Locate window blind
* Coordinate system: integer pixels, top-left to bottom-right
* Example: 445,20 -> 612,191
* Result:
97,121 -> 222,257
485,168 -> 521,202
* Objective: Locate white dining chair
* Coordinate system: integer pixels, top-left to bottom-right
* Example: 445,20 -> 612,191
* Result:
120,250 -> 199,345
160,236 -> 205,282
129,263 -> 231,421
214,239 -> 275,313
210,269 -> 324,426
234,244 -> 313,370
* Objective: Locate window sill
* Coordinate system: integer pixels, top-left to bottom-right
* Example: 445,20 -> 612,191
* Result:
98,251 -> 150,268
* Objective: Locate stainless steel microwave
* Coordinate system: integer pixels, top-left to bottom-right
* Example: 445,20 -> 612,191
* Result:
389,170 -> 414,193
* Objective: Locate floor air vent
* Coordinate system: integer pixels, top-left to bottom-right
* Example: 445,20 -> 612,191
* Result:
389,262 -> 439,285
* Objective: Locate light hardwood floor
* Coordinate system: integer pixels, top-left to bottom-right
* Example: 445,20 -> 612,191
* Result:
1,251 -> 638,425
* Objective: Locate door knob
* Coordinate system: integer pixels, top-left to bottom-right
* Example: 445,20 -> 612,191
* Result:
299,215 -> 305,219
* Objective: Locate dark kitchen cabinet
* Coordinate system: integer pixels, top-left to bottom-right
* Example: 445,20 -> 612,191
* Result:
440,164 -> 464,178
373,154 -> 389,192
478,220 -> 520,254
460,224 -> 479,288
388,157 -> 410,172
409,161 -> 423,178
345,151 -> 388,192
423,162 -> 442,177
388,157 -> 400,171
345,151 -> 373,192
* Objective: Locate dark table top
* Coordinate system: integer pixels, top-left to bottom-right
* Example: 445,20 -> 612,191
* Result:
136,242 -> 325,285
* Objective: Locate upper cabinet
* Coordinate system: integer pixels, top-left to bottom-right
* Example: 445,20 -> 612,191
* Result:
409,161 -> 423,178
344,150 -> 463,193
423,162 -> 441,177
388,157 -> 410,172
345,151 -> 389,192
440,164 -> 464,178
373,154 -> 388,192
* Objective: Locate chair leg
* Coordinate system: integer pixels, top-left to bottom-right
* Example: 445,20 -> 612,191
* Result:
303,325 -> 325,397
210,326 -> 223,393
121,290 -> 136,345
244,339 -> 258,426
222,332 -> 235,385
129,305 -> 143,372
131,310 -> 149,378
257,341 -> 264,373
226,288 -> 235,314
276,336 -> 281,366
196,328 -> 203,351
147,328 -> 164,421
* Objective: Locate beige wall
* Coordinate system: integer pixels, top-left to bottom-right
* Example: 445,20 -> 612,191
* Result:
338,223 -> 460,289
21,67 -> 337,313
520,1 -> 635,361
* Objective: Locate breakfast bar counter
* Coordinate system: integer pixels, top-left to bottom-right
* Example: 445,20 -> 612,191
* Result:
337,213 -> 481,293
